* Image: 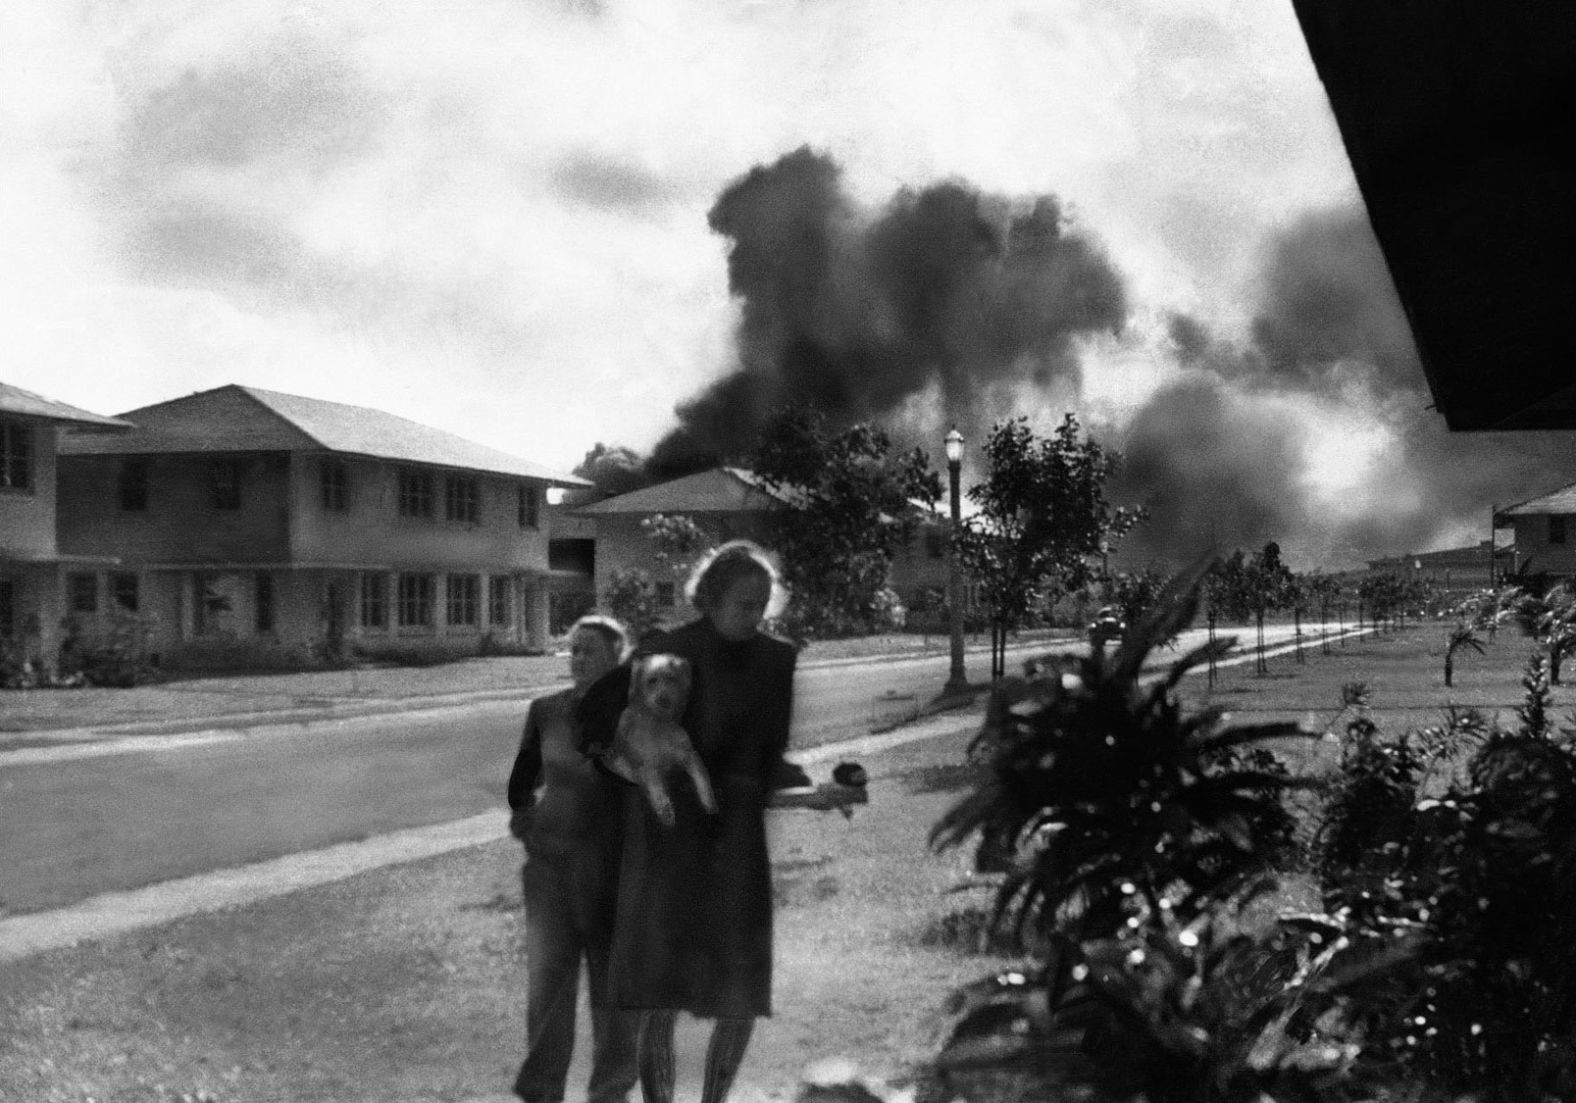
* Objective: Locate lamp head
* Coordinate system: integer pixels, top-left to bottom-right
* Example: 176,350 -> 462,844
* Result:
943,426 -> 964,466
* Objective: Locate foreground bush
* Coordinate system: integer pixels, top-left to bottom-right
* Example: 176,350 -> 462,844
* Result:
925,569 -> 1576,1103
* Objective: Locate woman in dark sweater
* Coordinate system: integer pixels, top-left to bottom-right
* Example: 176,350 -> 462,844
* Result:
576,541 -> 802,1103
507,615 -> 639,1103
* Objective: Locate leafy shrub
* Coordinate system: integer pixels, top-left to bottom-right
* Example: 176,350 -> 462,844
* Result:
603,567 -> 662,643
927,564 -> 1328,1101
1297,653 -> 1576,1100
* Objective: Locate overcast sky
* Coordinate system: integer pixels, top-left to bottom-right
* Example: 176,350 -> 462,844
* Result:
10,0 -> 1523,566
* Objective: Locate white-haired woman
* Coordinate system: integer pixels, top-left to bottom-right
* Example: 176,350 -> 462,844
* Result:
576,541 -> 806,1103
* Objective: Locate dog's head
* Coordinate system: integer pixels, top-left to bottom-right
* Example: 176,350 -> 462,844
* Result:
630,653 -> 693,719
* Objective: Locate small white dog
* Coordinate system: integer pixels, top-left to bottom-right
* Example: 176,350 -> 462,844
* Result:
607,654 -> 717,826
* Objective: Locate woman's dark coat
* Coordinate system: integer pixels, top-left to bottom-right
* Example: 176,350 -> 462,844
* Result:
576,616 -> 797,1019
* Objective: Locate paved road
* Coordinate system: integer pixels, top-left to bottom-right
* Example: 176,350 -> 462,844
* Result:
0,624 -> 1313,917
0,644 -> 1014,915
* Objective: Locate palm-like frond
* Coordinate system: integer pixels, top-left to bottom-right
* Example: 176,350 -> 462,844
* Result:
933,558 -> 1315,949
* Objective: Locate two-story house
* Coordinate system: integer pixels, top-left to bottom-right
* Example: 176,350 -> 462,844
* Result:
572,466 -> 957,623
1,382 -> 130,671
1499,485 -> 1576,579
56,384 -> 589,664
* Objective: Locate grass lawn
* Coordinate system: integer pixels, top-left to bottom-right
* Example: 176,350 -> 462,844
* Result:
1182,621 -> 1571,738
2,622 -> 1559,1103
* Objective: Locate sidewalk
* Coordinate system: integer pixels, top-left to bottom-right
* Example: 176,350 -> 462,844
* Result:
0,623 -> 1345,750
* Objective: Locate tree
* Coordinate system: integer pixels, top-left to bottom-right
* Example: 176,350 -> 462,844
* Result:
750,408 -> 940,640
603,567 -> 660,643
1518,579 -> 1576,685
640,513 -> 713,601
1303,571 -> 1343,655
1286,570 -> 1309,664
1211,544 -> 1295,674
1442,587 -> 1520,687
1357,572 -> 1406,631
955,415 -> 1144,679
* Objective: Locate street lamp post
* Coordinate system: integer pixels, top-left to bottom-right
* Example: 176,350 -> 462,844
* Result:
944,427 -> 968,697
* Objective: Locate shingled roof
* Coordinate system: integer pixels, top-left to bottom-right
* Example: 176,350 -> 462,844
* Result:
58,384 -> 589,486
0,382 -> 131,430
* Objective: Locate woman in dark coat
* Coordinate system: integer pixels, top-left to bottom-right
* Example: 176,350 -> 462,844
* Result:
576,541 -> 802,1103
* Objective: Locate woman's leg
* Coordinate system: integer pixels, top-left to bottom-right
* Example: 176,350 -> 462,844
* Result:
636,1009 -> 679,1103
701,1017 -> 755,1103
515,860 -> 582,1103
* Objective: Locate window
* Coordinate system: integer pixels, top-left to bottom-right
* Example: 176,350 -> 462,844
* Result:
118,459 -> 149,511
360,573 -> 388,629
1552,515 -> 1568,545
489,575 -> 511,626
211,460 -> 241,510
195,572 -> 238,635
0,579 -> 13,639
398,468 -> 434,518
68,573 -> 98,614
0,421 -> 33,491
445,475 -> 480,524
656,581 -> 676,608
924,531 -> 945,559
254,573 -> 275,633
398,573 -> 435,627
111,573 -> 140,613
320,459 -> 349,511
518,483 -> 539,529
446,574 -> 480,627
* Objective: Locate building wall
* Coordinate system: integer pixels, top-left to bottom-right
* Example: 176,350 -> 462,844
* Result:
587,512 -> 773,623
889,519 -> 952,599
0,420 -> 57,558
57,452 -> 292,563
57,452 -> 561,657
288,455 -> 551,571
1508,515 -> 1576,576
586,509 -> 958,627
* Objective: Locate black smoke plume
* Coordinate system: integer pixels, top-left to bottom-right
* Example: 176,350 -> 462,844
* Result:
645,146 -> 1126,479
1116,207 -> 1575,567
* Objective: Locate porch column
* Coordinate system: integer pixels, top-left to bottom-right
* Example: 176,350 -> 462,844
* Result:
524,577 -> 549,651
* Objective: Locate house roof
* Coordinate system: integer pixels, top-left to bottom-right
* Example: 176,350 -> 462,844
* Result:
57,384 -> 589,485
1291,1 -> 1576,430
1366,539 -> 1515,571
0,382 -> 131,430
1500,482 -> 1576,518
570,467 -> 796,516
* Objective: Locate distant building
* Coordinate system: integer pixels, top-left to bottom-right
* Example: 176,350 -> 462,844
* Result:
1,382 -> 130,672
1498,485 -> 1576,579
570,467 -> 957,624
1364,539 -> 1516,590
56,384 -> 589,664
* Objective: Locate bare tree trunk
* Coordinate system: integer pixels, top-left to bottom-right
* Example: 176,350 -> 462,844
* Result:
1256,612 -> 1267,675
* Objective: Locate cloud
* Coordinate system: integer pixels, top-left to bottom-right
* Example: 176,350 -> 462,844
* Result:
548,152 -> 685,214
